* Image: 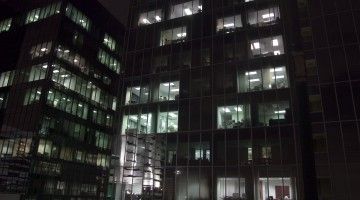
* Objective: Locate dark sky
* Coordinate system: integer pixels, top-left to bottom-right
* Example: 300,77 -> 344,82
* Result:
98,0 -> 129,26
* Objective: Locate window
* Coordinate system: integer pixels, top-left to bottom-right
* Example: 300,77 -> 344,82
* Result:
238,66 -> 289,92
0,18 -> 12,33
92,109 -> 113,127
217,105 -> 251,129
158,81 -> 179,101
160,27 -> 187,46
65,4 -> 91,30
216,14 -> 242,33
98,49 -> 121,74
217,178 -> 246,200
194,148 -> 210,160
103,33 -> 117,51
158,111 -> 178,133
170,0 -> 202,19
261,146 -> 272,159
24,87 -> 42,105
0,70 -> 15,88
122,113 -> 153,134
47,89 -> 89,119
125,86 -> 149,105
28,63 -> 48,82
247,6 -> 280,27
30,42 -> 52,59
138,9 -> 163,26
56,45 -> 88,73
51,64 -> 114,110
95,131 -> 110,149
0,138 -> 31,157
248,147 -> 252,161
257,177 -> 294,200
258,101 -> 290,126
0,93 -> 8,109
250,35 -> 284,58
37,139 -> 53,157
25,2 -> 61,24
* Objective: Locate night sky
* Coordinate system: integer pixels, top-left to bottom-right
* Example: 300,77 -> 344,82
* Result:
98,0 -> 129,26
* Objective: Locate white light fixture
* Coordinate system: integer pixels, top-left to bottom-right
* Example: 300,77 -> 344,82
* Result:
36,91 -> 41,94
270,68 -> 283,72
274,110 -> 286,114
274,50 -> 281,55
130,116 -> 138,121
272,75 -> 285,79
134,87 -> 141,90
223,107 -> 231,113
251,42 -> 260,50
184,8 -> 192,15
198,5 -> 203,10
272,39 -> 279,46
64,49 -> 70,53
78,104 -> 83,107
141,115 -> 147,119
262,13 -> 275,19
40,48 -> 47,52
104,38 -> 109,42
73,59 -> 78,63
224,23 -> 235,28
53,69 -> 60,73
177,32 -> 187,38
249,78 -> 260,82
245,71 -> 257,76
155,15 -> 161,21
170,88 -> 179,92
234,107 -> 243,112
142,18 -> 150,24
42,64 -> 48,69
163,82 -> 175,86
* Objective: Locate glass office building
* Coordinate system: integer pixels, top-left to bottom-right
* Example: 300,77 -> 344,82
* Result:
114,0 -> 305,199
0,0 -> 124,199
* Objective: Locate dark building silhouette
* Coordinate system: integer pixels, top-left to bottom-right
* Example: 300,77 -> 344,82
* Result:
0,0 -> 125,199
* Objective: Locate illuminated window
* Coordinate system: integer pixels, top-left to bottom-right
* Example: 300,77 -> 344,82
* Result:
250,35 -> 284,57
216,14 -> 242,33
122,113 -> 153,134
138,9 -> 163,26
258,101 -> 290,126
158,81 -> 180,101
217,105 -> 251,129
158,111 -> 178,133
160,27 -> 187,46
25,2 -> 61,24
98,49 -> 121,74
170,0 -> 202,19
103,33 -> 116,51
125,86 -> 149,105
65,4 -> 91,30
0,18 -> 12,33
248,6 -> 280,27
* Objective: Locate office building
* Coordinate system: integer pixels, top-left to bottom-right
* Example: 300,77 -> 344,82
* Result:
114,0 -> 307,199
0,0 -> 125,199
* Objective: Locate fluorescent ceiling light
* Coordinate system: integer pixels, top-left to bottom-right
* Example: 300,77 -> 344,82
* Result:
64,49 -> 70,53
272,39 -> 279,46
141,115 -> 148,119
170,89 -> 179,92
155,15 -> 161,21
245,71 -> 257,76
249,78 -> 260,82
251,42 -> 260,50
223,107 -> 231,113
184,8 -> 192,15
163,82 -> 175,86
270,68 -> 283,72
224,23 -> 234,27
274,110 -> 286,114
272,75 -> 285,79
42,64 -> 48,69
134,87 -> 141,90
177,32 -> 187,37
262,13 -> 275,19
274,50 -> 281,55
198,5 -> 203,10
53,69 -> 59,73
36,91 -> 41,94
60,74 -> 69,78
142,18 -> 150,24
40,48 -> 47,52
234,107 -> 243,112
130,116 -> 138,121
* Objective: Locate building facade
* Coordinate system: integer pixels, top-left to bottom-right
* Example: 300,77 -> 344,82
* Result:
0,0 -> 125,199
115,0 -> 308,199
297,0 -> 360,199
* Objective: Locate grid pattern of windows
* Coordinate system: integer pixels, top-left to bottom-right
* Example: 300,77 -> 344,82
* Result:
103,33 -> 116,51
97,49 -> 121,73
30,42 -> 52,59
65,4 -> 91,31
0,18 -> 12,33
25,2 -> 61,24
